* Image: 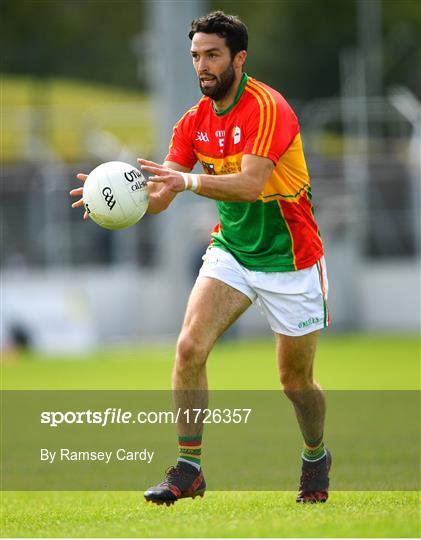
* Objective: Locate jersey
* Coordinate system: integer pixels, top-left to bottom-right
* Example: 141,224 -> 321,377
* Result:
166,73 -> 324,272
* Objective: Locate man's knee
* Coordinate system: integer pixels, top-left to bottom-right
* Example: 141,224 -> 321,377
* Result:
280,367 -> 313,399
175,331 -> 209,372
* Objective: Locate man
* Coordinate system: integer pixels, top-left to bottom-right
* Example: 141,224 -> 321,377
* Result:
71,11 -> 331,505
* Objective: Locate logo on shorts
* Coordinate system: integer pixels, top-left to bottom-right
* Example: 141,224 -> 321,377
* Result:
298,317 -> 320,329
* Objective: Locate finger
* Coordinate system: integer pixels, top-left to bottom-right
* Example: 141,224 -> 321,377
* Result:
71,198 -> 84,208
137,158 -> 160,168
148,175 -> 168,183
83,211 -> 89,220
141,165 -> 168,176
69,188 -> 83,196
76,173 -> 88,181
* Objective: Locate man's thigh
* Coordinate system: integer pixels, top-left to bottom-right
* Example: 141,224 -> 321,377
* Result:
276,331 -> 319,383
181,277 -> 251,351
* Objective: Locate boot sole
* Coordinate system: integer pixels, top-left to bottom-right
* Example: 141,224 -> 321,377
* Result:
145,490 -> 205,506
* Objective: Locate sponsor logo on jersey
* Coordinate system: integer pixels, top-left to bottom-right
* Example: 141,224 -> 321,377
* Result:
233,126 -> 241,144
200,161 -> 216,175
196,131 -> 210,143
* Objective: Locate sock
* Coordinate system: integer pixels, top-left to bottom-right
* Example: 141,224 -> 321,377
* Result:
302,440 -> 326,462
177,435 -> 202,470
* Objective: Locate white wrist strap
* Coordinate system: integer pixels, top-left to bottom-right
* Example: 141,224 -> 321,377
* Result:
181,173 -> 200,192
181,173 -> 190,190
190,175 -> 199,192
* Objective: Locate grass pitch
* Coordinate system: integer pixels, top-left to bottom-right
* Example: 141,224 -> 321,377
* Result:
3,491 -> 419,538
1,334 -> 420,538
2,334 -> 419,390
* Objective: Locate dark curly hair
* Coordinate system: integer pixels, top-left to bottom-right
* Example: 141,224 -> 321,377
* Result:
189,11 -> 248,58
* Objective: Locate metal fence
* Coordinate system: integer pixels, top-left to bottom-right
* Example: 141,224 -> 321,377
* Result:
1,95 -> 419,271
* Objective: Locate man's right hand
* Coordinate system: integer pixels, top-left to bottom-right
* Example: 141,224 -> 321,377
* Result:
70,173 -> 89,220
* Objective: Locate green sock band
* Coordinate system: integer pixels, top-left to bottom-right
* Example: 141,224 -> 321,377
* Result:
178,435 -> 202,467
303,440 -> 325,462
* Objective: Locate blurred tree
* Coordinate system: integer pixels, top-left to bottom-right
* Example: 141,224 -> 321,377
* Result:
212,0 -> 421,100
0,0 -> 144,88
1,0 -> 419,98
382,0 -> 421,96
215,0 -> 355,100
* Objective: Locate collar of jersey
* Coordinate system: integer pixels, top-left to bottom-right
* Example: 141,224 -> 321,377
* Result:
212,73 -> 249,116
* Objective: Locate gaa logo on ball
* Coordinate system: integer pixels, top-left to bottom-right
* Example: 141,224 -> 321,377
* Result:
83,161 -> 149,230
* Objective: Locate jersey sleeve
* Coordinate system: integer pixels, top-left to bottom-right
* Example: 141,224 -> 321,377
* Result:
243,90 -> 300,165
165,107 -> 198,170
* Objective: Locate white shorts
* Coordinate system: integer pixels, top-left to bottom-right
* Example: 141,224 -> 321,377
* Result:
198,246 -> 330,336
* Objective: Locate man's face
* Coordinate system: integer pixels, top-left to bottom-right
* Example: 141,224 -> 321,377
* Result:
190,32 -> 236,101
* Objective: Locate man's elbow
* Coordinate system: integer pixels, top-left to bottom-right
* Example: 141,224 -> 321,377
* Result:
243,191 -> 261,203
243,179 -> 264,202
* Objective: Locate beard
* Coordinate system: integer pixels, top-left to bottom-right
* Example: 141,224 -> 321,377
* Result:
199,62 -> 236,101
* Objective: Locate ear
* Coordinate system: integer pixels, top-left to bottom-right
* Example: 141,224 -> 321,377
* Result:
234,50 -> 247,69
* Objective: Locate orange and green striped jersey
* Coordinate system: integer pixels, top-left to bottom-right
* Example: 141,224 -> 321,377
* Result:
166,73 -> 324,272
